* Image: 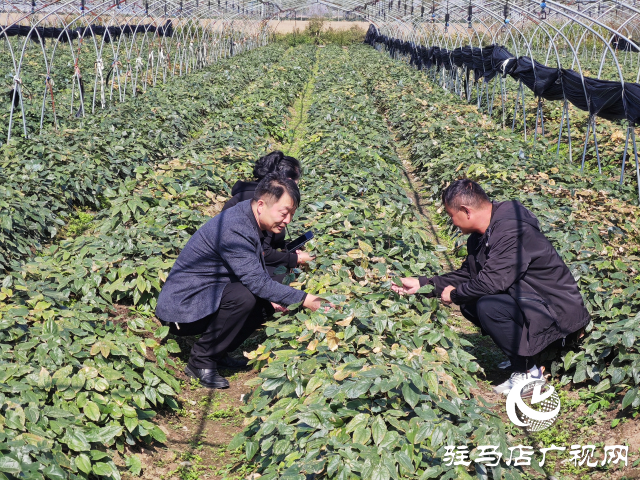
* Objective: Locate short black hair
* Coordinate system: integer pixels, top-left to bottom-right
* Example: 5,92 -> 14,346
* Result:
253,151 -> 302,181
253,173 -> 301,209
441,179 -> 491,209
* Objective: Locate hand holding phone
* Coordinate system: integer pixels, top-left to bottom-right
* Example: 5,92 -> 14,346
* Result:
286,231 -> 314,252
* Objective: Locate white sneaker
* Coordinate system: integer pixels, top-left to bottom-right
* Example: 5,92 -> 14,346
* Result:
493,365 -> 545,395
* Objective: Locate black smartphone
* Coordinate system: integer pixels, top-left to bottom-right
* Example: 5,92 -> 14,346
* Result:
286,231 -> 314,252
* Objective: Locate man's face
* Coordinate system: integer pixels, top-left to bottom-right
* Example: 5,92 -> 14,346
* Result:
445,204 -> 474,234
256,193 -> 296,233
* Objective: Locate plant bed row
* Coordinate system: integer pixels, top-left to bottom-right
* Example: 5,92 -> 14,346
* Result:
232,45 -> 529,480
0,43 -> 317,479
359,46 -> 640,420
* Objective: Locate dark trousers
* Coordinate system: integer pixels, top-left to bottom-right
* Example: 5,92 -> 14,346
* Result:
162,282 -> 269,369
164,270 -> 289,370
459,294 -> 532,372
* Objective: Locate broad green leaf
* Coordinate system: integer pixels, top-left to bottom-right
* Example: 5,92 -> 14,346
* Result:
125,454 -> 142,475
84,402 -> 101,422
246,441 -> 258,460
124,416 -> 138,432
0,457 -> 21,474
4,408 -> 25,430
63,430 -> 91,452
43,463 -> 66,480
402,383 -> 420,409
371,416 -> 387,446
75,454 -> 92,474
622,387 -> 638,410
352,425 -> 371,445
92,462 -> 112,476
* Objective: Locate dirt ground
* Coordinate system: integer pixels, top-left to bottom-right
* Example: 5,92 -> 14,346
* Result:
113,323 -> 261,480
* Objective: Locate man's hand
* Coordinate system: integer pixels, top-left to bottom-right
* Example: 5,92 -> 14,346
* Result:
391,277 -> 420,295
297,251 -> 316,264
303,294 -> 335,312
441,285 -> 455,305
271,302 -> 289,313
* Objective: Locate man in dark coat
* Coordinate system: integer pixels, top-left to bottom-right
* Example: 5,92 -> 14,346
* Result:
223,151 -> 314,270
156,174 -> 327,388
392,179 -> 590,394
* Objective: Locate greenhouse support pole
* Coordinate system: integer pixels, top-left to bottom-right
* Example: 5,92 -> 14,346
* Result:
556,98 -> 569,158
501,76 -> 506,128
488,79 -> 497,116
534,97 -> 543,144
632,128 -> 640,204
580,116 -> 593,174
521,83 -> 527,141
592,117 -> 602,174
567,105 -> 573,162
620,124 -> 632,186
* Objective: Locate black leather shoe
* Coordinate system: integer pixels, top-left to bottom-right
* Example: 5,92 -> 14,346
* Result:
184,366 -> 229,389
216,355 -> 249,369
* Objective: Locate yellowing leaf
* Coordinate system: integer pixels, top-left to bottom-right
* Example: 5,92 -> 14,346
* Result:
347,249 -> 363,259
440,372 -> 458,395
90,342 -> 101,356
307,339 -> 318,352
37,367 -> 51,390
80,366 -> 98,379
358,240 -> 373,254
434,347 -> 449,362
326,331 -> 339,352
304,320 -> 331,334
297,332 -> 313,342
335,315 -> 353,327
305,376 -> 324,394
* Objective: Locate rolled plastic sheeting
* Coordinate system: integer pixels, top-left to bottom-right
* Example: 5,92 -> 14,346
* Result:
364,24 -> 640,125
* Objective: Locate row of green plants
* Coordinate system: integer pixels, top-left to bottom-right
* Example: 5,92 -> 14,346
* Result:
0,43 -> 319,479
361,46 -> 640,411
17,43 -> 318,312
0,42 -> 287,271
277,17 -> 366,46
0,32 -> 247,139
232,45 -> 531,480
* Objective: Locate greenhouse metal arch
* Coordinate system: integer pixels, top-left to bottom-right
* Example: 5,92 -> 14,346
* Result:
360,0 -> 640,199
2,0 -> 640,196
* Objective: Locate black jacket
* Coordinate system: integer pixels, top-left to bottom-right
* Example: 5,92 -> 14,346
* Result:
222,181 -> 298,269
419,200 -> 590,356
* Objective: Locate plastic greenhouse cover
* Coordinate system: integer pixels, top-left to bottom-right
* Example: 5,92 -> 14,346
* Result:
0,20 -> 174,44
365,24 -> 640,124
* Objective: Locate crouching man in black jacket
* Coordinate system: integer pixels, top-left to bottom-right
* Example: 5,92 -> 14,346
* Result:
223,151 -> 315,271
392,179 -> 590,395
156,174 -> 328,389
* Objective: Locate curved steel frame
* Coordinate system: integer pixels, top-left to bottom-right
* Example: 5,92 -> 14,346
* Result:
1,0 -> 272,140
